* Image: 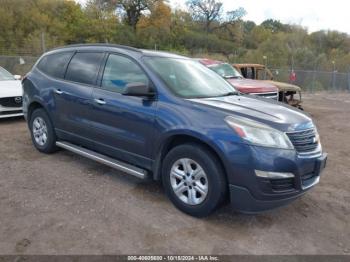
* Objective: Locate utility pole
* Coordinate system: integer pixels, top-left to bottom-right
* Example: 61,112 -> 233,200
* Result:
332,61 -> 336,91
311,60 -> 317,94
41,31 -> 46,54
348,67 -> 350,92
263,56 -> 268,79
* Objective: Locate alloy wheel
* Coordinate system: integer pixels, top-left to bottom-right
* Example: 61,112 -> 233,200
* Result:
170,158 -> 209,205
32,116 -> 48,146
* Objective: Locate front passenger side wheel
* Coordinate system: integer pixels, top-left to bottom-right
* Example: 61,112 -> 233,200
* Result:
162,143 -> 227,217
170,158 -> 209,206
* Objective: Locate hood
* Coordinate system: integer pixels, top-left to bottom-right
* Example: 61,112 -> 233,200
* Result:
264,80 -> 301,92
0,80 -> 22,98
191,95 -> 312,132
227,78 -> 278,94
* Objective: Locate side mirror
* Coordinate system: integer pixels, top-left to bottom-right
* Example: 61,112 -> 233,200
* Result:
14,75 -> 21,80
123,82 -> 155,98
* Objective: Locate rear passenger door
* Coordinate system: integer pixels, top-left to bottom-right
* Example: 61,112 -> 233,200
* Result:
90,53 -> 157,168
56,52 -> 105,139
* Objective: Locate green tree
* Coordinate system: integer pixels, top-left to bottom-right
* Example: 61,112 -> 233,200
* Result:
186,0 -> 223,33
115,0 -> 160,31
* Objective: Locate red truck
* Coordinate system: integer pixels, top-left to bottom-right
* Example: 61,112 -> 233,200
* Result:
198,59 -> 279,100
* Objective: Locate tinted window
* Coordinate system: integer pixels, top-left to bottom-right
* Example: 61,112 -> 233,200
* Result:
101,54 -> 149,93
37,52 -> 73,78
65,52 -> 104,85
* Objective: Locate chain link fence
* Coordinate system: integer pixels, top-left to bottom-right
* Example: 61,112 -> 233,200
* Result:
1,55 -> 350,93
267,68 -> 350,93
0,55 -> 39,77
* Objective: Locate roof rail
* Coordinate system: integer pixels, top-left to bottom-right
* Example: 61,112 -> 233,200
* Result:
50,43 -> 142,53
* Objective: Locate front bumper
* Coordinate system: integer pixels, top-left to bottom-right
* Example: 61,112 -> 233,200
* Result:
0,105 -> 23,119
223,143 -> 327,213
229,184 -> 305,213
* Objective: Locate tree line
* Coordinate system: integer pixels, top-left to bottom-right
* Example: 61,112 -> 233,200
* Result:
0,0 -> 350,72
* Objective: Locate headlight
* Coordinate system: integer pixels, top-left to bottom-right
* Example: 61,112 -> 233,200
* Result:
225,116 -> 294,149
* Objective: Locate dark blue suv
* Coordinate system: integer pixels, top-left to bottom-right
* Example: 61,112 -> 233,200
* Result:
22,44 -> 327,217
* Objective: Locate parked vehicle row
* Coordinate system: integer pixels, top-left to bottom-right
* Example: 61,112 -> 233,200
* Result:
197,59 -> 303,109
22,44 -> 327,217
233,63 -> 303,109
198,59 -> 279,100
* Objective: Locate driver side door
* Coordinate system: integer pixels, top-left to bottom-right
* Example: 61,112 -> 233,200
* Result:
89,53 -> 157,169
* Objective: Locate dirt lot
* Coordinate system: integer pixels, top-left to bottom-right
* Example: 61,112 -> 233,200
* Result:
0,93 -> 349,255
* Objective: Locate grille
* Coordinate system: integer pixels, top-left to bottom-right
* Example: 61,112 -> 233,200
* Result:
0,110 -> 22,116
0,97 -> 23,107
270,178 -> 295,192
287,128 -> 319,153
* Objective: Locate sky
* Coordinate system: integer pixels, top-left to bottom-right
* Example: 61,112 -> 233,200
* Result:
75,0 -> 349,34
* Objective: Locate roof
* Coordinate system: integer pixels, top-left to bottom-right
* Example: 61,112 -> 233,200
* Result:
141,49 -> 188,59
197,58 -> 225,66
233,63 -> 266,68
50,43 -> 141,53
46,44 -> 187,59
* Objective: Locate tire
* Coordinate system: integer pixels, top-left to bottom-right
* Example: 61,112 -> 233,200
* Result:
29,108 -> 58,153
162,143 -> 227,217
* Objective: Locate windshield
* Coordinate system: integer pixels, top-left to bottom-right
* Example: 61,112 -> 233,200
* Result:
144,57 -> 237,98
0,67 -> 15,81
209,63 -> 242,79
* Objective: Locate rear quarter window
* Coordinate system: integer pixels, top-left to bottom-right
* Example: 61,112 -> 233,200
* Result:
65,52 -> 104,86
37,52 -> 73,79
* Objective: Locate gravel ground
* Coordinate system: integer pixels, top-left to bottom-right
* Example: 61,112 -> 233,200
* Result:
0,93 -> 349,255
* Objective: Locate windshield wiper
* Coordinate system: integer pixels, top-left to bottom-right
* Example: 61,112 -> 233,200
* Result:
225,76 -> 242,79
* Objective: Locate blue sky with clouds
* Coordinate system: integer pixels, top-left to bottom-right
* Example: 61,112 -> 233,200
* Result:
75,0 -> 349,34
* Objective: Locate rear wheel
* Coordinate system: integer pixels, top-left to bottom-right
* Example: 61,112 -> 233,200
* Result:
29,108 -> 58,153
162,143 -> 227,217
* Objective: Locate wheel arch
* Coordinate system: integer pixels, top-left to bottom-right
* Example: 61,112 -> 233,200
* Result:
152,132 -> 228,182
27,101 -> 46,122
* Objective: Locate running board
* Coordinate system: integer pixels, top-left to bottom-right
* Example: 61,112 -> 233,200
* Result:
56,141 -> 147,179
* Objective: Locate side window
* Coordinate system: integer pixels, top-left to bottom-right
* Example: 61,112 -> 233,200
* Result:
257,68 -> 272,80
37,52 -> 73,79
65,52 -> 104,85
101,54 -> 149,93
240,68 -> 247,78
246,67 -> 255,79
257,69 -> 266,80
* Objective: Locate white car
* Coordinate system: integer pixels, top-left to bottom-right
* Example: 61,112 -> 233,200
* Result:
0,66 -> 23,118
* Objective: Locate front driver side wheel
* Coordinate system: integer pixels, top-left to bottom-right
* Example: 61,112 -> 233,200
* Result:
29,108 -> 58,153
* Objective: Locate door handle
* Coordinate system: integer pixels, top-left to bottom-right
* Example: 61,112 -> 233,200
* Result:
94,98 -> 106,105
54,89 -> 64,95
